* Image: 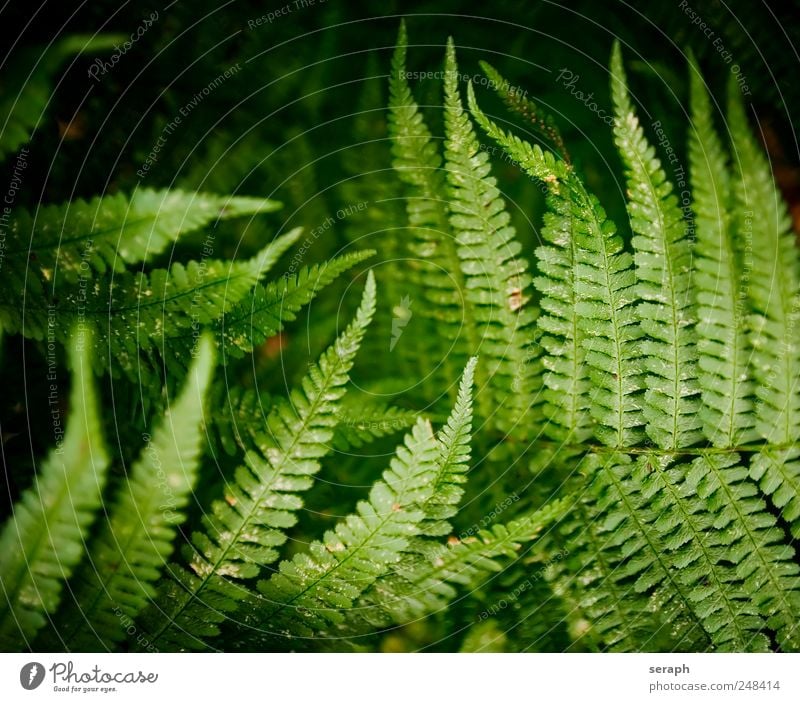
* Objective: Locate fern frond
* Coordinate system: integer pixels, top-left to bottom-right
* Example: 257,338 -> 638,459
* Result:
611,43 -> 702,450
52,335 -> 215,651
478,60 -> 568,160
251,415 -> 440,645
589,449 -> 800,650
473,63 -> 592,442
4,190 -> 281,286
351,499 -> 568,632
388,23 -> 470,399
139,272 -> 376,650
549,493 -> 667,651
687,452 -> 800,650
332,403 -> 419,451
0,230 -> 300,378
422,355 -> 476,536
214,249 -> 375,360
688,59 -> 757,447
728,78 -> 800,445
583,452 -> 713,651
329,357 -> 476,637
443,44 -> 539,437
468,83 -> 643,446
0,331 -> 109,650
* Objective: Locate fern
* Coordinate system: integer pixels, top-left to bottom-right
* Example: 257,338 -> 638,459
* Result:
49,335 -> 215,650
0,230 -> 299,378
6,19 -> 800,656
331,402 -> 419,452
138,272 -> 377,650
251,415 -> 440,645
3,190 -> 281,287
478,62 -> 592,442
688,57 -> 758,448
388,22 -> 471,402
466,44 -> 800,652
468,81 -> 644,447
610,42 -> 702,450
351,499 -> 568,634
213,250 -> 375,360
442,43 -> 540,437
750,448 -> 800,538
0,330 -> 109,650
728,78 -> 800,446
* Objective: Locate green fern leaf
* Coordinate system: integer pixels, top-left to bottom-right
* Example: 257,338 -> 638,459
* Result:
388,23 -> 470,398
214,249 -> 375,359
589,449 -> 800,650
250,414 -> 441,645
688,59 -> 757,447
478,60 -> 568,160
352,499 -> 568,632
611,43 -> 702,450
750,448 -> 800,539
475,62 -> 592,442
728,79 -> 800,445
330,357 -> 476,637
0,230 -> 299,378
549,492 -> 668,651
584,452 -> 713,650
139,272 -> 376,650
468,83 -> 644,446
0,330 -> 109,650
422,355 -> 477,536
51,335 -> 215,650
332,402 -> 420,451
4,190 -> 281,287
443,45 -> 539,437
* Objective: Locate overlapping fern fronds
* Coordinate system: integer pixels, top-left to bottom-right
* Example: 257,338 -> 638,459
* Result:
4,24 -> 800,655
465,42 -> 800,651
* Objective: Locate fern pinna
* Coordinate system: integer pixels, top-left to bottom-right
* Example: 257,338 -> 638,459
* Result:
2,23 -> 800,653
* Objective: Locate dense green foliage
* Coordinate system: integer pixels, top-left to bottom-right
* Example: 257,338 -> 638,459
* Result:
2,7 -> 799,653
